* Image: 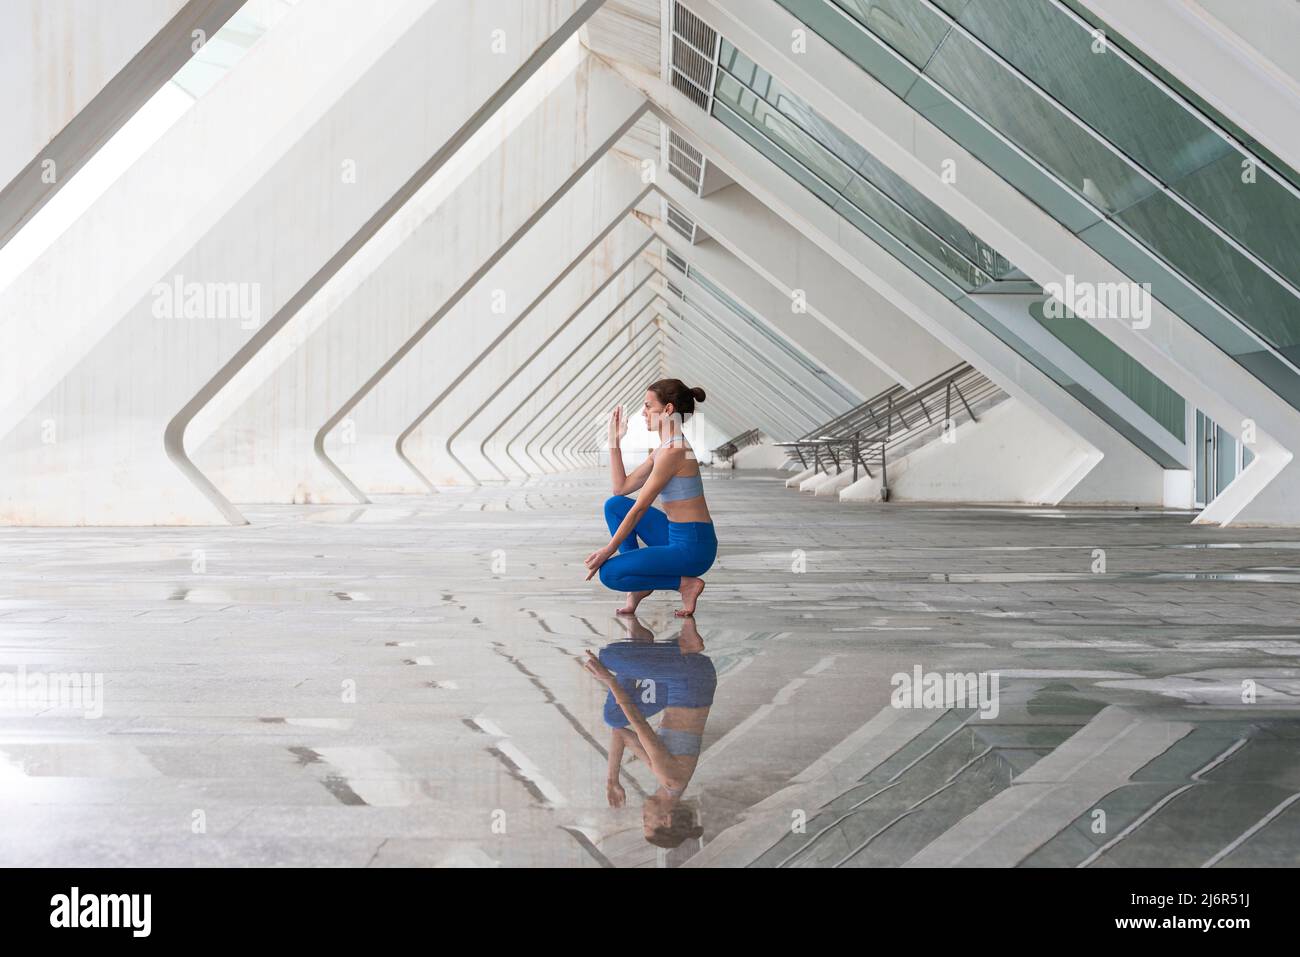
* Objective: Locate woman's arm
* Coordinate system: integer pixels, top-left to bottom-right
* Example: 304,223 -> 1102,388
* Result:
616,726 -> 651,765
585,451 -> 682,579
606,730 -> 627,807
580,653 -> 681,789
605,674 -> 677,782
607,406 -> 629,491
607,406 -> 656,496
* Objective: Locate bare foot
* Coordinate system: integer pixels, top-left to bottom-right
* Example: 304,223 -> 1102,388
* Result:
675,577 -> 705,617
617,591 -> 652,615
676,617 -> 704,653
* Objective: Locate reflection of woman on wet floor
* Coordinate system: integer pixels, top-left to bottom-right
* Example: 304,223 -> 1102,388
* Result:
579,619 -> 714,849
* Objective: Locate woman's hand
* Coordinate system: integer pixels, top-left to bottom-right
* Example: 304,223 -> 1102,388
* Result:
579,650 -> 618,686
606,780 -> 626,808
584,543 -> 614,580
607,405 -> 628,448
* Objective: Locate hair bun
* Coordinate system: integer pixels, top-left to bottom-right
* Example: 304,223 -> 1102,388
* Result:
690,386 -> 707,403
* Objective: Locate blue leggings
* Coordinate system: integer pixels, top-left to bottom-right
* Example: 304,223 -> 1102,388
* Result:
599,495 -> 717,593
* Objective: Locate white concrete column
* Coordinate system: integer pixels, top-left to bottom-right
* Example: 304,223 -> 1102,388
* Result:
336,154 -> 652,491
655,170 -> 958,389
532,329 -> 663,471
471,266 -> 659,481
188,55 -> 647,505
0,0 -> 607,524
431,231 -> 655,483
689,0 -> 1300,520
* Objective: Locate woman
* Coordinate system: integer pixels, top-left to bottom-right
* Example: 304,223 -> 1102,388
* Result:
579,618 -> 713,849
583,379 -> 716,618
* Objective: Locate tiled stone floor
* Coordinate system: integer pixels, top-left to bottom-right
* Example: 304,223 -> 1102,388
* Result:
1,470 -> 1298,867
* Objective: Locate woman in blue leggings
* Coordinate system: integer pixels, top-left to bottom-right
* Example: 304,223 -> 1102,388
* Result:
583,378 -> 716,617
579,619 -> 714,848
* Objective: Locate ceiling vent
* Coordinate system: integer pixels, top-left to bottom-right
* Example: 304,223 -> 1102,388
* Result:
665,202 -> 698,244
670,3 -> 719,113
667,129 -> 705,193
665,247 -> 688,274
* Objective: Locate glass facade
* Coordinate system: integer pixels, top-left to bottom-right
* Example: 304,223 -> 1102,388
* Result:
711,34 -> 1185,466
774,0 -> 1300,410
687,266 -> 862,407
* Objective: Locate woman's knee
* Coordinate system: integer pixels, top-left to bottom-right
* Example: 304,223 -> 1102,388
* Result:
604,495 -> 632,522
598,561 -> 623,591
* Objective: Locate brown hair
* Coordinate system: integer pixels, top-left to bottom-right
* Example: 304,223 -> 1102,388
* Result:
645,805 -> 705,849
648,378 -> 707,418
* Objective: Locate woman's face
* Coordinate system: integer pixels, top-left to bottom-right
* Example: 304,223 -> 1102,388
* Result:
642,390 -> 669,431
643,793 -> 674,836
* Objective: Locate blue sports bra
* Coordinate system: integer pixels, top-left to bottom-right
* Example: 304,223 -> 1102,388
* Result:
656,436 -> 704,502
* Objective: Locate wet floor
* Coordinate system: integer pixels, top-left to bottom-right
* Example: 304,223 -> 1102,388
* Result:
0,470 -> 1297,867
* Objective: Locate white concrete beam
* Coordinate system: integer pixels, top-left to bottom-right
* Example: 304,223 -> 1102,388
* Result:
0,0 -> 608,525
495,293 -> 659,475
696,0 -> 1300,520
435,232 -> 655,483
0,0 -> 239,245
519,322 -> 662,472
191,57 -> 648,504
655,165 -> 958,389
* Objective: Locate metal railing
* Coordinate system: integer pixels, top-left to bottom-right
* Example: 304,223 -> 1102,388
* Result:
775,363 -> 1003,499
713,428 -> 763,461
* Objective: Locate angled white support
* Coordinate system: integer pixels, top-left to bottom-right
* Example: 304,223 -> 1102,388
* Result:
493,291 -> 659,476
654,168 -> 958,389
0,0 -> 607,524
0,0 -> 242,246
437,234 -> 655,484
518,321 -> 662,472
690,0 -> 1300,521
385,174 -> 655,487
186,53 -> 646,504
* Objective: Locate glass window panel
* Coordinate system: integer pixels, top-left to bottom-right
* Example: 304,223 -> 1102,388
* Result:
712,94 -> 844,210
827,0 -> 952,70
932,0 -> 972,16
1057,0 -> 1300,195
1029,300 -> 1185,441
1216,424 -> 1238,491
1171,151 -> 1300,292
715,65 -> 990,289
771,0 -> 921,97
922,28 -> 1159,216
903,75 -> 1102,233
1114,189 -> 1300,351
957,0 -> 1232,187
725,42 -> 1011,274
961,0 -> 1300,292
